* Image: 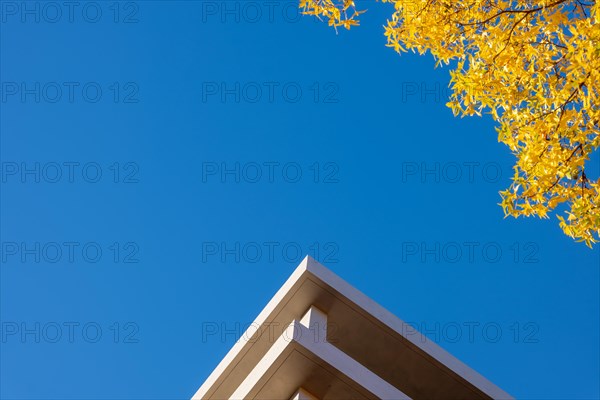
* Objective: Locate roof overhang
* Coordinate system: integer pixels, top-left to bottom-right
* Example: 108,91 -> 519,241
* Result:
193,256 -> 512,399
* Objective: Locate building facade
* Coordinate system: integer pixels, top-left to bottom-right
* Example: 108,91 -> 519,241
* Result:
193,256 -> 512,400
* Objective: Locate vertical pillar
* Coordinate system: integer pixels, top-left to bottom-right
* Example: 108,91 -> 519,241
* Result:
299,306 -> 328,344
289,387 -> 319,400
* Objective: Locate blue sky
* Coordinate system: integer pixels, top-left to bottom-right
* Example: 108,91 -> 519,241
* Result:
1,1 -> 599,399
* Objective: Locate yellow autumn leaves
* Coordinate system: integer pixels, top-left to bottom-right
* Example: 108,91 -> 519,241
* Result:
300,0 -> 600,246
299,0 -> 365,30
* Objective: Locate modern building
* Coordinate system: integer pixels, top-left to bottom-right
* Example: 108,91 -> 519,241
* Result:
193,256 -> 512,400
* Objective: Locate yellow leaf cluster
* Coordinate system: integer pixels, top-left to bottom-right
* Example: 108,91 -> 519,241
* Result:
301,0 -> 600,246
300,0 -> 365,31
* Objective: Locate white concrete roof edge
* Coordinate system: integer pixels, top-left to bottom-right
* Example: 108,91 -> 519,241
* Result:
228,321 -> 294,400
303,256 -> 513,400
294,321 -> 412,400
191,257 -> 311,400
230,320 -> 412,400
192,255 -> 513,400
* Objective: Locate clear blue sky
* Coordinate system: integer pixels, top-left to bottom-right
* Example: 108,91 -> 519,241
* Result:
1,1 -> 599,399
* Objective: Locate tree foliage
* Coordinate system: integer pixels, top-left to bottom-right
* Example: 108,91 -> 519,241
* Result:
300,0 -> 600,246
